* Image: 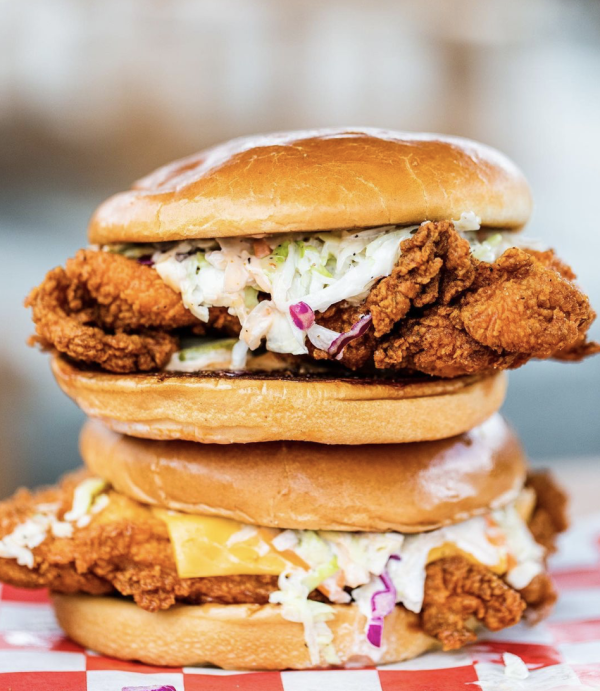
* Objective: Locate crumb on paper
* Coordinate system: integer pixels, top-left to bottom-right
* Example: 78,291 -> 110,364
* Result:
503,652 -> 529,680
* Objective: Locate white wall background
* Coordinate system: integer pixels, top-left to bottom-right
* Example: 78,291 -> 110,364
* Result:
0,0 -> 599,494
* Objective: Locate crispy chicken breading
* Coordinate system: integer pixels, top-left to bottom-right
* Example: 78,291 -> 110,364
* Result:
460,248 -> 593,359
421,471 -> 567,647
299,222 -> 598,374
26,223 -> 598,376
527,470 -> 569,554
366,220 -> 475,337
422,555 -> 526,650
373,306 -> 528,378
25,265 -> 180,372
519,572 -> 558,625
26,250 -> 241,373
64,250 -> 198,331
309,301 -> 376,369
0,471 -> 564,647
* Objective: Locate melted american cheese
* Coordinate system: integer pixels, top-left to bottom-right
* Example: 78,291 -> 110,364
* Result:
153,509 -> 304,577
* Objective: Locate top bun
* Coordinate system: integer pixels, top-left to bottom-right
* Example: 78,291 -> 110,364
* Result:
89,129 -> 532,244
80,414 -> 526,532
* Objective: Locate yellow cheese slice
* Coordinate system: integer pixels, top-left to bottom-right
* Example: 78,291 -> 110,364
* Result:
515,487 -> 536,523
153,509 -> 296,578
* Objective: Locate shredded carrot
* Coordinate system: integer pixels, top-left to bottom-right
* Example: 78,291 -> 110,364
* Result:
253,239 -> 271,258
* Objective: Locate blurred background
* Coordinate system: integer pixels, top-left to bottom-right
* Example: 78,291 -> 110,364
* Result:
1,0 -> 599,497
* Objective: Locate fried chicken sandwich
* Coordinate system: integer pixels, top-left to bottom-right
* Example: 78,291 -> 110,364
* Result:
26,129 -> 598,444
0,416 -> 567,669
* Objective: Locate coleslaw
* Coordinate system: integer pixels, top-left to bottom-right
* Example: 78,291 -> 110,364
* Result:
107,213 -> 543,369
267,497 -> 543,665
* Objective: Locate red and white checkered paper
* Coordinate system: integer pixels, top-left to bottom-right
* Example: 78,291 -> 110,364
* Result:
2,516 -> 600,691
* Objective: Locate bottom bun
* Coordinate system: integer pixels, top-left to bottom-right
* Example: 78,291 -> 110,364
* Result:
53,595 -> 438,670
52,355 -> 507,444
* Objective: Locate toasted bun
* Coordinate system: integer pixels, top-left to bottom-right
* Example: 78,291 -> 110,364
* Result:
80,414 -> 525,532
53,595 -> 438,669
89,129 -> 532,244
53,356 -> 507,444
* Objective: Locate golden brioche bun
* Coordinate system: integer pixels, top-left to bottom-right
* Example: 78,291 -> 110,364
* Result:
80,414 -> 525,532
53,595 -> 438,669
53,356 -> 507,444
89,129 -> 532,244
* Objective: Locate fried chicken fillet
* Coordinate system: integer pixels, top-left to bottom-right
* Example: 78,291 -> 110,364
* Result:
0,471 -> 566,651
26,222 -> 599,376
25,251 -> 240,373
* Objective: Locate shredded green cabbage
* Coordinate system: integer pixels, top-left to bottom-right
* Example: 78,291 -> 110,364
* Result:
64,478 -> 108,524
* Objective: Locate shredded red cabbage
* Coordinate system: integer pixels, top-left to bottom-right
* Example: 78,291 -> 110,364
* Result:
366,571 -> 397,648
328,313 -> 372,360
137,255 -> 155,266
289,301 -> 315,330
122,686 -> 176,691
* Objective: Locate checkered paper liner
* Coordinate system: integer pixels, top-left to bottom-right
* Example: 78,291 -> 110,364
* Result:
1,517 -> 600,691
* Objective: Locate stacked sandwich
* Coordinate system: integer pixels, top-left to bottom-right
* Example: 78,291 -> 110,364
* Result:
0,129 -> 597,669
